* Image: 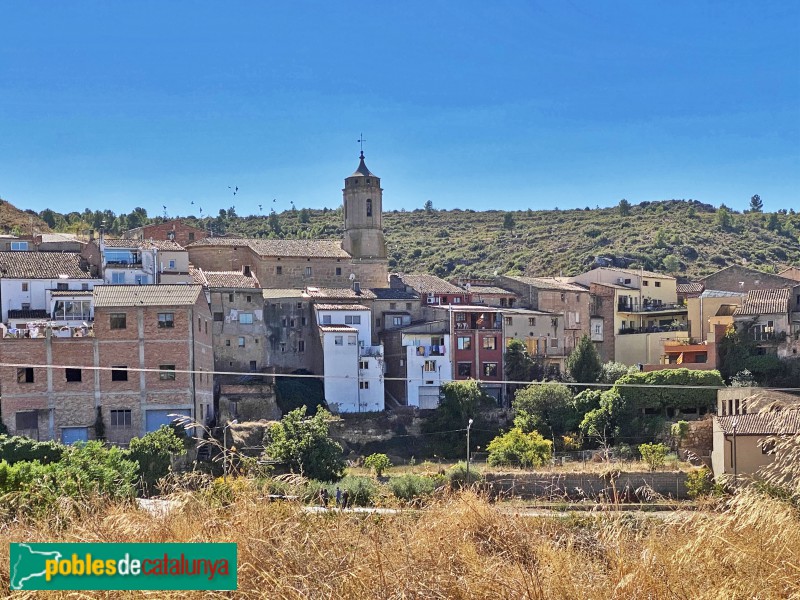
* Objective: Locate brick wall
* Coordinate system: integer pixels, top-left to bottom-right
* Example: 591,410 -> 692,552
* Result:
590,283 -> 617,362
132,221 -> 208,248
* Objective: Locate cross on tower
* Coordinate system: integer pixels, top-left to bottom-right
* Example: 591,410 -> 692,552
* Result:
357,133 -> 366,155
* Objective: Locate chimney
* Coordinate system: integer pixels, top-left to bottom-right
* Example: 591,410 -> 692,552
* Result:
353,281 -> 361,295
88,229 -> 95,242
243,265 -> 252,277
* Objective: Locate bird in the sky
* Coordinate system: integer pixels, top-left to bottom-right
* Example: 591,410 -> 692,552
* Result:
258,204 -> 262,212
190,200 -> 194,205
228,186 -> 238,196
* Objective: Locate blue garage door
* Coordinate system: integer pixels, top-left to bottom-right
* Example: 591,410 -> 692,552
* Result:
145,409 -> 192,433
61,427 -> 89,444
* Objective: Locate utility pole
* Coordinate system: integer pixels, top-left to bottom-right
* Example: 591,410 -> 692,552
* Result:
466,418 -> 474,487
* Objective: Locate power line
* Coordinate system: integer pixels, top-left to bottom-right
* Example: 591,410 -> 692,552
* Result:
1,361 -> 799,392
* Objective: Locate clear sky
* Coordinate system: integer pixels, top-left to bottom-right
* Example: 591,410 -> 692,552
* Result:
1,1 -> 797,218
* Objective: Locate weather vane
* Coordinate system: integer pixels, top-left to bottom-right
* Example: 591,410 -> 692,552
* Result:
357,133 -> 366,154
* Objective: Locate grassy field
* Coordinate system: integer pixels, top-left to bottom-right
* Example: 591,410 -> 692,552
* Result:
1,481 -> 797,599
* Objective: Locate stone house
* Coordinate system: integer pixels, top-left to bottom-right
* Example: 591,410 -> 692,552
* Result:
83,237 -> 192,285
390,273 -> 470,307
732,287 -> 800,359
124,219 -> 208,248
0,284 -> 213,444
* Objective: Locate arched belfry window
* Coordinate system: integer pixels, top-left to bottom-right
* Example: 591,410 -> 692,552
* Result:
366,199 -> 372,217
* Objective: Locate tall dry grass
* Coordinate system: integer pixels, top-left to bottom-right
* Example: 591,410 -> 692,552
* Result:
0,478 -> 798,599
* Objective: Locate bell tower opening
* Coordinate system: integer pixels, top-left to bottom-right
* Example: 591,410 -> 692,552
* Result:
342,151 -> 386,259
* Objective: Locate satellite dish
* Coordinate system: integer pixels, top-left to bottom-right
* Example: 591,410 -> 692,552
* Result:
349,273 -> 356,281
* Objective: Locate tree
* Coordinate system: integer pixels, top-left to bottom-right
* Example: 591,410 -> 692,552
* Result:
716,206 -> 733,230
599,361 -> 636,384
127,425 -> 187,494
749,194 -> 763,213
662,254 -> 681,274
503,212 -> 515,232
299,208 -> 310,224
264,406 -> 345,481
565,334 -> 602,383
424,200 -> 434,213
618,199 -> 631,216
512,382 -> 577,439
268,209 -> 282,235
487,427 -> 552,468
767,213 -> 781,232
364,453 -> 392,477
504,339 -> 537,392
639,442 -> 669,471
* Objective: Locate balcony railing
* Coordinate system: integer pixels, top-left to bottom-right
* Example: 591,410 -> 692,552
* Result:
617,301 -> 686,313
618,324 -> 688,335
360,345 -> 384,358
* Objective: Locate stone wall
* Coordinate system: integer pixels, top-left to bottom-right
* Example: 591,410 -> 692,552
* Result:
485,471 -> 689,500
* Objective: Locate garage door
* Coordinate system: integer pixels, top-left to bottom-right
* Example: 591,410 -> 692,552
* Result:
418,387 -> 440,410
145,409 -> 192,433
61,427 -> 89,445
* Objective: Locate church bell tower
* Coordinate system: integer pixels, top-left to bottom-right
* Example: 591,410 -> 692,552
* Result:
342,151 -> 386,259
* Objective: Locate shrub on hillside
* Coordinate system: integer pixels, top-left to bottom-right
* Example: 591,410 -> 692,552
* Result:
445,462 -> 483,490
0,435 -> 64,465
364,453 -> 392,477
639,443 -> 669,472
127,426 -> 187,495
389,474 -> 439,503
335,476 -> 378,507
487,428 -> 552,468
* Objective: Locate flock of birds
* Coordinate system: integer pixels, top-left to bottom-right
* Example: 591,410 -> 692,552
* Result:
158,185 -> 281,220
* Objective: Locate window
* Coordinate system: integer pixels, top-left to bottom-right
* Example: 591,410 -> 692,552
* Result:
239,313 -> 254,324
345,315 -> 361,325
298,340 -> 305,353
305,267 -> 312,276
111,366 -> 128,381
643,280 -> 649,286
424,360 -> 436,372
392,316 -> 403,326
457,336 -> 471,350
560,293 -> 565,301
82,283 -> 89,290
528,317 -> 536,326
65,368 -> 82,382
225,339 -> 231,346
335,336 -> 343,346
159,365 -> 176,380
366,198 -> 372,217
406,303 -> 412,310
15,411 -> 37,430
158,313 -> 174,328
376,318 -> 382,327
276,266 -> 283,275
21,283 -> 28,292
238,337 -> 245,347
458,363 -> 472,377
301,317 -> 307,326
624,278 -> 631,284
55,282 -> 69,291
168,259 -> 176,269
482,336 -> 496,350
290,319 -> 295,327
549,337 -> 559,348
551,318 -> 559,328
322,315 -> 332,325
360,361 -> 369,370
389,302 -> 397,310
17,367 -> 34,383
111,272 -> 126,284
279,342 -> 286,353
109,313 -> 127,329
453,297 -> 461,304
250,360 -> 257,371
483,362 -> 498,377
198,317 -> 201,330
228,293 -> 234,302
110,410 -> 132,428
348,335 -> 357,345
336,267 -> 342,276
246,295 -> 252,303
504,317 -> 512,325
11,241 -> 28,251
188,232 -> 195,242
214,312 -> 223,321
359,381 -> 370,389
655,281 -> 661,288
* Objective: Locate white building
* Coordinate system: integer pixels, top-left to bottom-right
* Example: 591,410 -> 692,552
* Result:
401,323 -> 452,409
315,304 -> 384,412
100,238 -> 192,285
0,252 -> 103,326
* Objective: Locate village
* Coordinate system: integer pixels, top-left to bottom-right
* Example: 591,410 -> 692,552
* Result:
0,152 -> 797,485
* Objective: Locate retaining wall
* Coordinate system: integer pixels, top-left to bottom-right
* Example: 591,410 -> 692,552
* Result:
485,471 -> 688,500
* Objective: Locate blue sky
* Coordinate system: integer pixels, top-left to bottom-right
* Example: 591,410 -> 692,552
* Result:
1,1 -> 797,218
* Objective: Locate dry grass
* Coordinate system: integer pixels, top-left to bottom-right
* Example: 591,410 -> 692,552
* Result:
0,481 -> 798,599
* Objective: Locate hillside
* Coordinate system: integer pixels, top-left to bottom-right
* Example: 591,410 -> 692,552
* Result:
0,198 -> 51,235
211,199 -> 800,280
5,198 -> 800,280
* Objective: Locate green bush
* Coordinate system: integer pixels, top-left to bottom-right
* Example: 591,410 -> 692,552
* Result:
364,453 -> 392,477
445,462 -> 483,490
486,427 -> 552,468
0,435 -> 64,465
336,476 -> 378,507
686,467 -> 716,499
388,474 -> 440,502
639,443 -> 669,471
126,426 -> 187,495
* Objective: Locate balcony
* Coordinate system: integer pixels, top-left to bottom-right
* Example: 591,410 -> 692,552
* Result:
360,345 -> 384,358
617,301 -> 686,313
618,323 -> 688,335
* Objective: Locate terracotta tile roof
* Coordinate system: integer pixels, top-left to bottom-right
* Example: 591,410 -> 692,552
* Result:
305,287 -> 376,300
370,288 -> 419,300
187,237 -> 350,258
394,273 -> 466,295
194,269 -> 260,289
716,410 -> 800,435
319,325 -> 358,333
103,238 -> 185,251
314,303 -> 370,311
468,285 -> 516,295
677,282 -> 704,294
262,288 -> 305,299
503,275 -> 588,292
39,233 -> 82,244
51,290 -> 93,297
189,266 -> 206,284
93,284 -> 203,307
0,252 -> 95,279
733,288 -> 791,316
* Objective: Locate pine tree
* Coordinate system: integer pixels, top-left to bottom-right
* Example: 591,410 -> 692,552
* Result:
749,194 -> 763,213
565,334 -> 602,383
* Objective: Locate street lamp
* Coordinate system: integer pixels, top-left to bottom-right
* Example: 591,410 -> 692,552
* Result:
466,418 -> 474,487
223,419 -> 238,482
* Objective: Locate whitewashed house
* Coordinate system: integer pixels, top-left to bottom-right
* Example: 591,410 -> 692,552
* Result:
401,322 -> 452,409
315,303 -> 384,412
100,238 -> 191,285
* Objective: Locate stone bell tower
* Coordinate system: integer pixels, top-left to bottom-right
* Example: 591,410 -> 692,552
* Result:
342,151 -> 386,259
